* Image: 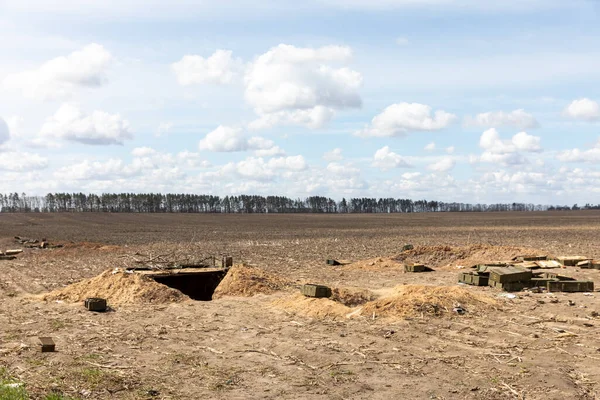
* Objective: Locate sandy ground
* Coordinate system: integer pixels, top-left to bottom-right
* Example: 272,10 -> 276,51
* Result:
1,212 -> 600,399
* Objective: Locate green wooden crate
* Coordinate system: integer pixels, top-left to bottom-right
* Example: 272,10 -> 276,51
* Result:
458,272 -> 474,284
489,266 -> 532,284
488,280 -> 526,292
557,256 -> 591,266
405,264 -> 427,273
301,284 -> 332,298
547,280 -> 594,293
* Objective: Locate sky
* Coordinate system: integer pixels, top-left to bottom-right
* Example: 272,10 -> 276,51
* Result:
0,0 -> 599,204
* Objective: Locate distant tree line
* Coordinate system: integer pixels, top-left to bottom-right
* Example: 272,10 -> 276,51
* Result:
0,192 -> 597,214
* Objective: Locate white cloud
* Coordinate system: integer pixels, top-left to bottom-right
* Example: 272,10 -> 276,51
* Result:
54,159 -> 139,180
0,152 -> 48,171
171,50 -> 242,85
198,125 -> 281,155
395,37 -> 410,46
39,104 -> 133,145
3,43 -> 112,100
512,131 -> 542,152
372,146 -> 411,170
464,109 -> 539,129
247,106 -> 335,130
355,103 -> 456,137
427,157 -> 455,172
131,147 -> 157,157
564,98 -> 600,121
323,148 -> 343,161
475,128 -> 541,166
245,44 -> 361,129
221,155 -> 308,181
326,162 -> 360,177
557,139 -> 600,163
479,128 -> 541,154
446,146 -> 455,154
0,117 -> 9,145
424,142 -> 435,151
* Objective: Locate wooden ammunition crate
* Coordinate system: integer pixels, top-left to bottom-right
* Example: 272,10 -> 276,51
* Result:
84,297 -> 107,312
405,264 -> 427,273
472,274 -> 489,286
547,280 -> 594,293
39,337 -> 55,353
488,280 -> 526,292
488,266 -> 532,284
301,284 -> 332,298
529,277 -> 557,287
557,256 -> 591,267
458,272 -> 474,284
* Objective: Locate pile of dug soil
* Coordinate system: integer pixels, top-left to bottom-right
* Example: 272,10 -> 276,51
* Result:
331,287 -> 377,307
361,284 -> 498,319
394,244 -> 545,268
40,269 -> 187,305
212,264 -> 290,299
271,294 -> 353,321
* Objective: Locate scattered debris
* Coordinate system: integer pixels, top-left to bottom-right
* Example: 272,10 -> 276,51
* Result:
453,304 -> 467,315
84,297 -> 108,312
401,244 -> 414,251
39,337 -> 55,353
14,236 -> 63,249
301,284 -> 332,298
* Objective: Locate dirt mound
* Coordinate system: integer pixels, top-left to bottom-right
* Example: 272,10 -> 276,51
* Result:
212,265 -> 290,299
40,269 -> 187,305
272,293 -> 353,320
394,244 -> 544,269
331,287 -> 377,306
361,284 -> 498,319
343,257 -> 405,271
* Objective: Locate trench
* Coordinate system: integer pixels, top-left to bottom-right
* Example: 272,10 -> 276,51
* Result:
151,270 -> 228,301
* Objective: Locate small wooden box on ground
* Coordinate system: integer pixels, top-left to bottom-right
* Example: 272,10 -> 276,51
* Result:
547,280 -> 594,293
577,260 -> 600,269
39,337 -> 55,353
84,297 -> 107,312
301,284 -> 332,298
405,264 -> 427,272
488,266 -> 532,284
557,256 -> 591,267
458,272 -> 488,286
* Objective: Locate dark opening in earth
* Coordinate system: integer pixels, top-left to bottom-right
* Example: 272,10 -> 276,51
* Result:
151,270 -> 227,301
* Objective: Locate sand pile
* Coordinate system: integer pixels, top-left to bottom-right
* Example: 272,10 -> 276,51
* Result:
273,284 -> 497,321
41,269 -> 187,305
212,265 -> 290,299
331,287 -> 377,306
361,284 -> 498,319
394,244 -> 544,268
272,294 -> 353,321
